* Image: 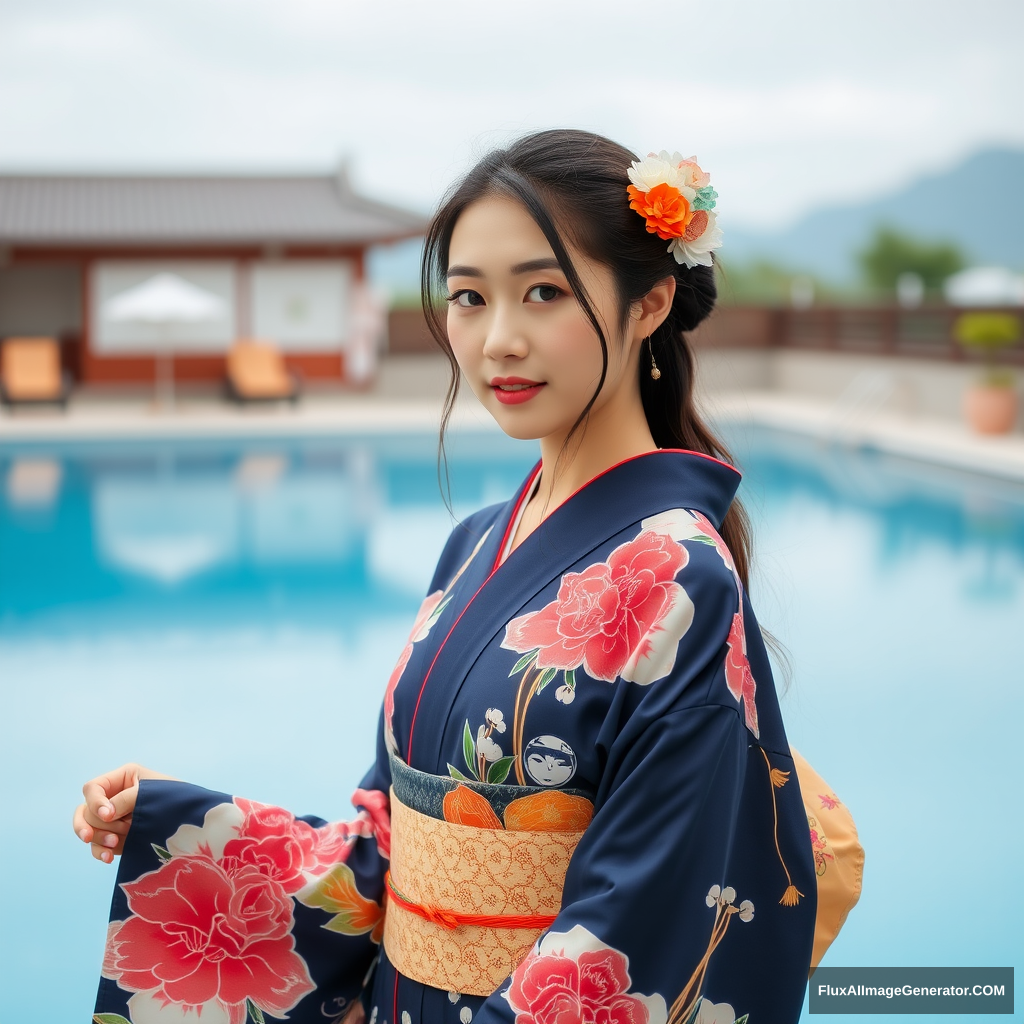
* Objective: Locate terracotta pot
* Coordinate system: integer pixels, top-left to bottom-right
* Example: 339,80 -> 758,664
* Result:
963,385 -> 1018,435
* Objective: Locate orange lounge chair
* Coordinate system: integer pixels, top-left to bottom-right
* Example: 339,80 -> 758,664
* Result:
0,337 -> 71,407
225,339 -> 301,404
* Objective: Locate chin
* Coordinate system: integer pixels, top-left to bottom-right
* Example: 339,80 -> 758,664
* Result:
489,406 -> 566,442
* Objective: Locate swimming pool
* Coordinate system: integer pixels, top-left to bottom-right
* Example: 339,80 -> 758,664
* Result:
1,426 -> 1020,1022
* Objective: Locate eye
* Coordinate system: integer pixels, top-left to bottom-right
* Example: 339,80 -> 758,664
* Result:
449,289 -> 485,307
526,284 -> 561,303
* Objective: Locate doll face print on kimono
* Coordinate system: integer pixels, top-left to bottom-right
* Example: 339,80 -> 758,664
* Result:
92,137 -> 826,1024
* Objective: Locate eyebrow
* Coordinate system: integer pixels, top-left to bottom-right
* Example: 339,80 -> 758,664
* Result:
446,257 -> 563,278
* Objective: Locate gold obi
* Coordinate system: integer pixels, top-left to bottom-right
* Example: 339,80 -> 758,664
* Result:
381,748 -> 863,995
382,786 -> 588,996
791,748 -> 865,973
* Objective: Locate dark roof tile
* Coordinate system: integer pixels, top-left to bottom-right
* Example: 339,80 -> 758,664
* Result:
0,173 -> 427,246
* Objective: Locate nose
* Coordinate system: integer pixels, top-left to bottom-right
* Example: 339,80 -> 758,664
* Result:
481,303 -> 529,362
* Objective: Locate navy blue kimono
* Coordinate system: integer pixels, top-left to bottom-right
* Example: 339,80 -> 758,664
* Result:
95,450 -> 815,1024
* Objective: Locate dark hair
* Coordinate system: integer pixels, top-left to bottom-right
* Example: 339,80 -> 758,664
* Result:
421,128 -> 752,589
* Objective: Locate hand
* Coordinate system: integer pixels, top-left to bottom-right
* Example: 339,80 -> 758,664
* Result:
73,763 -> 177,864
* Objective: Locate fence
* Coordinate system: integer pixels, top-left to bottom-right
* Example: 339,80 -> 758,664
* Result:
390,305 -> 1024,366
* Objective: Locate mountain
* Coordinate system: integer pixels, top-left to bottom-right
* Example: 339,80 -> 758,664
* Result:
722,147 -> 1024,283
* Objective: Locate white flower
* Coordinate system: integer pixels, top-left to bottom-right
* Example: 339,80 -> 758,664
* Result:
460,1009 -> 473,1024
641,508 -> 703,542
476,726 -> 503,762
485,708 -> 506,733
127,991 -> 232,1024
448,992 -> 461,1004
705,884 -> 721,907
668,209 -> 723,268
620,583 -> 694,685
721,886 -> 736,905
695,998 -> 738,1024
402,1013 -> 412,1024
166,801 -> 244,861
739,899 -> 755,923
627,151 -> 696,203
369,1010 -> 377,1024
555,684 -> 576,704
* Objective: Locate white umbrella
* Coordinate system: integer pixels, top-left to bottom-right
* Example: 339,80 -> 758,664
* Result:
105,273 -> 227,407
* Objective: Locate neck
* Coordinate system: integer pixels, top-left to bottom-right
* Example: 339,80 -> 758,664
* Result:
534,386 -> 657,514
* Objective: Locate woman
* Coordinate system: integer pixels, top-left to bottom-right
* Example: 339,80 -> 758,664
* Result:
76,130 -> 819,1024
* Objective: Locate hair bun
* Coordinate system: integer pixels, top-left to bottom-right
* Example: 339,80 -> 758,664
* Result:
672,264 -> 717,333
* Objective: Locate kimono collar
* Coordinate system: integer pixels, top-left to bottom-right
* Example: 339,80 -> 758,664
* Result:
569,449 -> 740,530
505,448 -> 741,545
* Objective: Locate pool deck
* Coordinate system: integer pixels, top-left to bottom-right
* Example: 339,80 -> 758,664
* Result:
708,391 -> 1024,484
1,383 -> 1023,484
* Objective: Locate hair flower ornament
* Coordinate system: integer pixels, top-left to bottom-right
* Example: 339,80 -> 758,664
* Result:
626,151 -> 723,268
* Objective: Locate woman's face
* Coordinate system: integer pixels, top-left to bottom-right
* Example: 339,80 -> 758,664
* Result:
446,195 -> 638,443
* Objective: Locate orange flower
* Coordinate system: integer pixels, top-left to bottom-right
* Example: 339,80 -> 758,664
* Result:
503,791 -> 594,832
626,182 -> 693,240
442,785 -> 504,829
300,862 -> 386,943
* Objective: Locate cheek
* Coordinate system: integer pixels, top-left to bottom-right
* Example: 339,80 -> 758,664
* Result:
548,314 -> 605,392
447,311 -> 483,378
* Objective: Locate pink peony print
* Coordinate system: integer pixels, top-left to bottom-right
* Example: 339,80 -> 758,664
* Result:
504,925 -> 667,1024
217,798 -> 371,894
502,530 -> 693,685
724,609 -> 759,738
351,788 -> 391,859
640,508 -> 735,575
107,857 -> 314,1024
384,589 -> 445,753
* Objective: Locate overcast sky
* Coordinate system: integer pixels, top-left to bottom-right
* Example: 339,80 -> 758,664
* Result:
1,0 -> 1021,229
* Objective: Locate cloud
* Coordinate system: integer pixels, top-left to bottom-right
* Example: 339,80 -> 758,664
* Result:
0,0 -> 1021,227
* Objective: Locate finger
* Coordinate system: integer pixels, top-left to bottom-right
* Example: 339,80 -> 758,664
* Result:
81,806 -> 132,835
107,783 -> 139,821
84,827 -> 124,848
91,842 -> 117,864
83,765 -> 138,821
73,803 -> 92,843
83,778 -> 120,822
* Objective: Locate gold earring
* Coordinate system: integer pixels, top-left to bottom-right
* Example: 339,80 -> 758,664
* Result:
648,337 -> 661,380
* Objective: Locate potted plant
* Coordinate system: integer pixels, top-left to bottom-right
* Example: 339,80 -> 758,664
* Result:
954,312 -> 1021,434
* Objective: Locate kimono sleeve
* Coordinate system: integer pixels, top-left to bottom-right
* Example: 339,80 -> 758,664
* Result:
95,762 -> 391,1024
472,554 -> 816,1024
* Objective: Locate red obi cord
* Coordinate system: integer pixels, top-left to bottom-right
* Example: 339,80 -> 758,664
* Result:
385,871 -> 558,932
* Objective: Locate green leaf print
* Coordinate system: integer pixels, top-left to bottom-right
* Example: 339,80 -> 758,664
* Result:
508,649 -> 539,677
536,667 -> 558,693
93,1015 -> 132,1024
151,844 -> 172,862
247,999 -> 267,1024
447,763 -> 471,782
486,756 -> 516,784
462,720 -> 479,780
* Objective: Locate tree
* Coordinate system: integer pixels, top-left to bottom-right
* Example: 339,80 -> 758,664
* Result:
858,226 -> 965,294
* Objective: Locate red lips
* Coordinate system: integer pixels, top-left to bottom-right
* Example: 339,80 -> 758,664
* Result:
490,376 -> 545,405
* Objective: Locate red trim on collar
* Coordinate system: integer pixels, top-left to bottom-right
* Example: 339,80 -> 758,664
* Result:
563,449 -> 740,507
491,461 -> 542,573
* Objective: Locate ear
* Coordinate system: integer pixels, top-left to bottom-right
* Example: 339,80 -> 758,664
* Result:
630,276 -> 677,344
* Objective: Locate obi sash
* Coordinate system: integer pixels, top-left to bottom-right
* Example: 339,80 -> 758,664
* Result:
791,748 -> 865,973
382,751 -> 862,995
382,756 -> 594,996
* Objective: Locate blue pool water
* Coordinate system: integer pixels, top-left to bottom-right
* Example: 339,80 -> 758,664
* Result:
1,427 -> 1021,1022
